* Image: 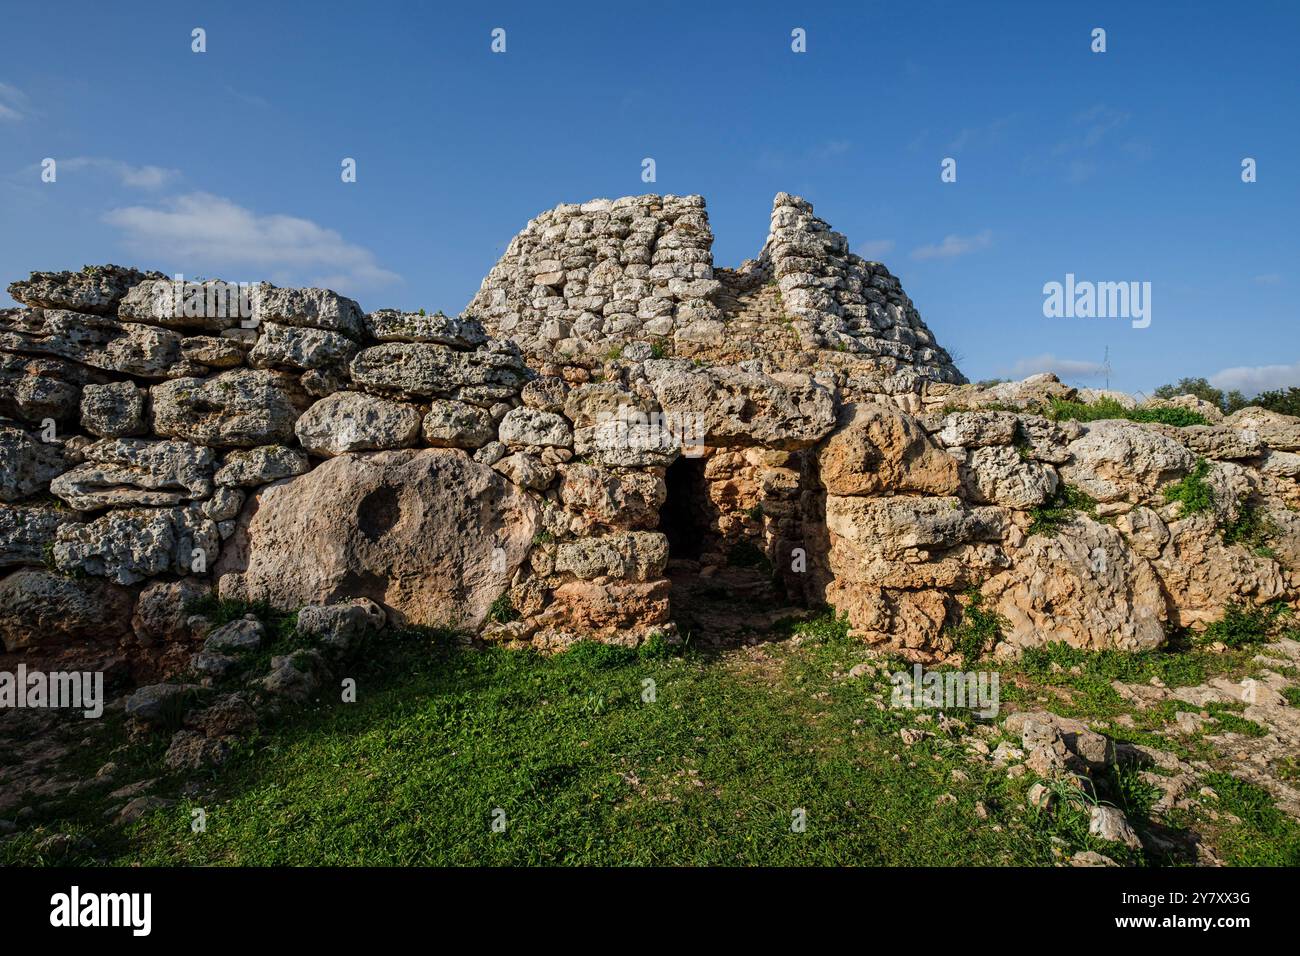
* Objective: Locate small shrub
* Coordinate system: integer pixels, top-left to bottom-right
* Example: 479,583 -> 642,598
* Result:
1047,396 -> 1209,427
487,593 -> 520,624
637,630 -> 674,661
946,589 -> 1007,662
1028,485 -> 1096,537
1162,459 -> 1215,516
1220,503 -> 1274,557
1200,602 -> 1281,648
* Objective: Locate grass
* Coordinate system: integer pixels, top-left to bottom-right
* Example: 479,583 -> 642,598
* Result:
5,604 -> 1298,868
487,593 -> 520,624
1220,504 -> 1275,558
1046,396 -> 1211,427
1027,485 -> 1097,537
1200,603 -> 1284,649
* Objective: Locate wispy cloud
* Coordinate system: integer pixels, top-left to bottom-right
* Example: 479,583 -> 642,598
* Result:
1007,354 -> 1107,379
758,139 -> 853,171
946,114 -> 1017,154
910,229 -> 991,261
0,82 -> 30,122
855,239 -> 895,259
103,192 -> 400,290
1253,273 -> 1283,285
1210,361 -> 1300,396
59,157 -> 180,189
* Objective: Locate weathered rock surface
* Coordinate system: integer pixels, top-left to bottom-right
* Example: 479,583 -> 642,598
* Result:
421,399 -> 496,449
216,449 -> 538,627
49,438 -> 213,509
213,445 -> 309,487
8,265 -> 159,315
294,392 -> 422,457
349,341 -> 528,399
79,381 -> 147,438
364,310 -> 487,348
818,403 -> 959,496
151,370 -> 307,447
0,568 -> 134,650
1060,420 -> 1196,505
983,517 -> 1167,653
54,505 -> 219,585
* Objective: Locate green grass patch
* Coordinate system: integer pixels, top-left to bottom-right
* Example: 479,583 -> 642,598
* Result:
944,590 -> 1006,661
1047,396 -> 1210,427
1200,772 -> 1300,866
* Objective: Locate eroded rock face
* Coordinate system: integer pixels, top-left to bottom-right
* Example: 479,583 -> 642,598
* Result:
0,308 -> 183,377
421,400 -> 496,449
151,370 -> 308,447
0,504 -> 72,567
294,392 -> 422,457
49,439 -> 214,509
983,517 -> 1167,653
1154,514 -> 1287,628
54,505 -> 219,585
349,341 -> 528,400
80,381 -> 147,438
0,568 -> 134,651
364,310 -> 487,348
819,403 -> 959,496
215,449 -> 538,628
1060,420 -> 1196,505
0,422 -> 70,502
213,445 -> 309,487
8,265 -> 159,315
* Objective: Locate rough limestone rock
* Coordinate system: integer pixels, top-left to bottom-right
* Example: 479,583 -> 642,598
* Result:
79,381 -> 147,438
0,308 -> 182,377
349,341 -> 528,400
0,504 -> 72,567
213,445 -> 310,487
498,407 -> 573,450
151,369 -> 307,447
131,578 -> 212,641
118,278 -> 246,332
825,495 -> 1005,556
1060,420 -> 1196,505
294,392 -> 422,457
54,505 -> 219,585
216,449 -> 538,628
648,363 -> 836,449
248,321 -> 358,373
251,286 -> 366,340
296,598 -> 386,651
0,568 -> 134,650
421,399 -> 496,449
0,422 -> 69,501
984,517 -> 1167,653
364,310 -> 487,348
1225,406 -> 1300,452
180,335 -> 246,369
1153,514 -> 1287,628
935,411 -> 1021,449
957,445 -> 1059,508
8,265 -> 159,315
559,463 -> 665,532
49,438 -> 214,509
819,403 -> 959,497
554,531 -> 669,581
0,353 -> 90,424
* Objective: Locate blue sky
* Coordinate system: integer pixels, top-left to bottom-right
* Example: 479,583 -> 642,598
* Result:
2,0 -> 1297,395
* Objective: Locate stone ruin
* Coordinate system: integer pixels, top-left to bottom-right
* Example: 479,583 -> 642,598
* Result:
2,192 -> 1298,691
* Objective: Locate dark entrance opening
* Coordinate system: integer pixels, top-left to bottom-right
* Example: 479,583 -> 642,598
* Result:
661,456 -> 707,562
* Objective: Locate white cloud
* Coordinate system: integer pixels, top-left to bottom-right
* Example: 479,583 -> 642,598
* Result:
910,229 -> 992,261
1008,354 -> 1106,379
855,239 -> 894,259
0,82 -> 30,122
60,157 -> 180,189
103,192 -> 400,289
1253,273 -> 1283,285
1210,361 -> 1300,396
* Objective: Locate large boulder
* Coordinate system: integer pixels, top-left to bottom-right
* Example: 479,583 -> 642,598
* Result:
0,353 -> 92,425
0,422 -> 70,502
248,321 -> 359,372
151,369 -> 308,447
364,310 -> 487,348
818,403 -> 959,496
1225,406 -> 1300,452
79,381 -> 148,438
213,445 -> 309,487
983,516 -> 1167,653
215,449 -> 538,628
1153,513 -> 1287,628
0,504 -> 73,567
250,286 -> 366,340
349,341 -> 527,400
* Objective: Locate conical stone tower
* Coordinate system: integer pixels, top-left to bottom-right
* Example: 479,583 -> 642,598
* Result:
467,192 -> 966,396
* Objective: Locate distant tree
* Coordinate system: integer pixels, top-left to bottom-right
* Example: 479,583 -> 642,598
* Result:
1152,375 -> 1296,415
1252,387 -> 1300,417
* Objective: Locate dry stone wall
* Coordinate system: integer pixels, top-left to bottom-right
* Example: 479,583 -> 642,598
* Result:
1,193 -> 1298,685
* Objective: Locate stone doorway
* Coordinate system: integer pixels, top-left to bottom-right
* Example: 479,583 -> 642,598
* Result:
659,448 -> 811,645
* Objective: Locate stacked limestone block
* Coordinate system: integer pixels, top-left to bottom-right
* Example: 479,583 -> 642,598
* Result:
471,192 -> 965,404
469,195 -> 719,365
